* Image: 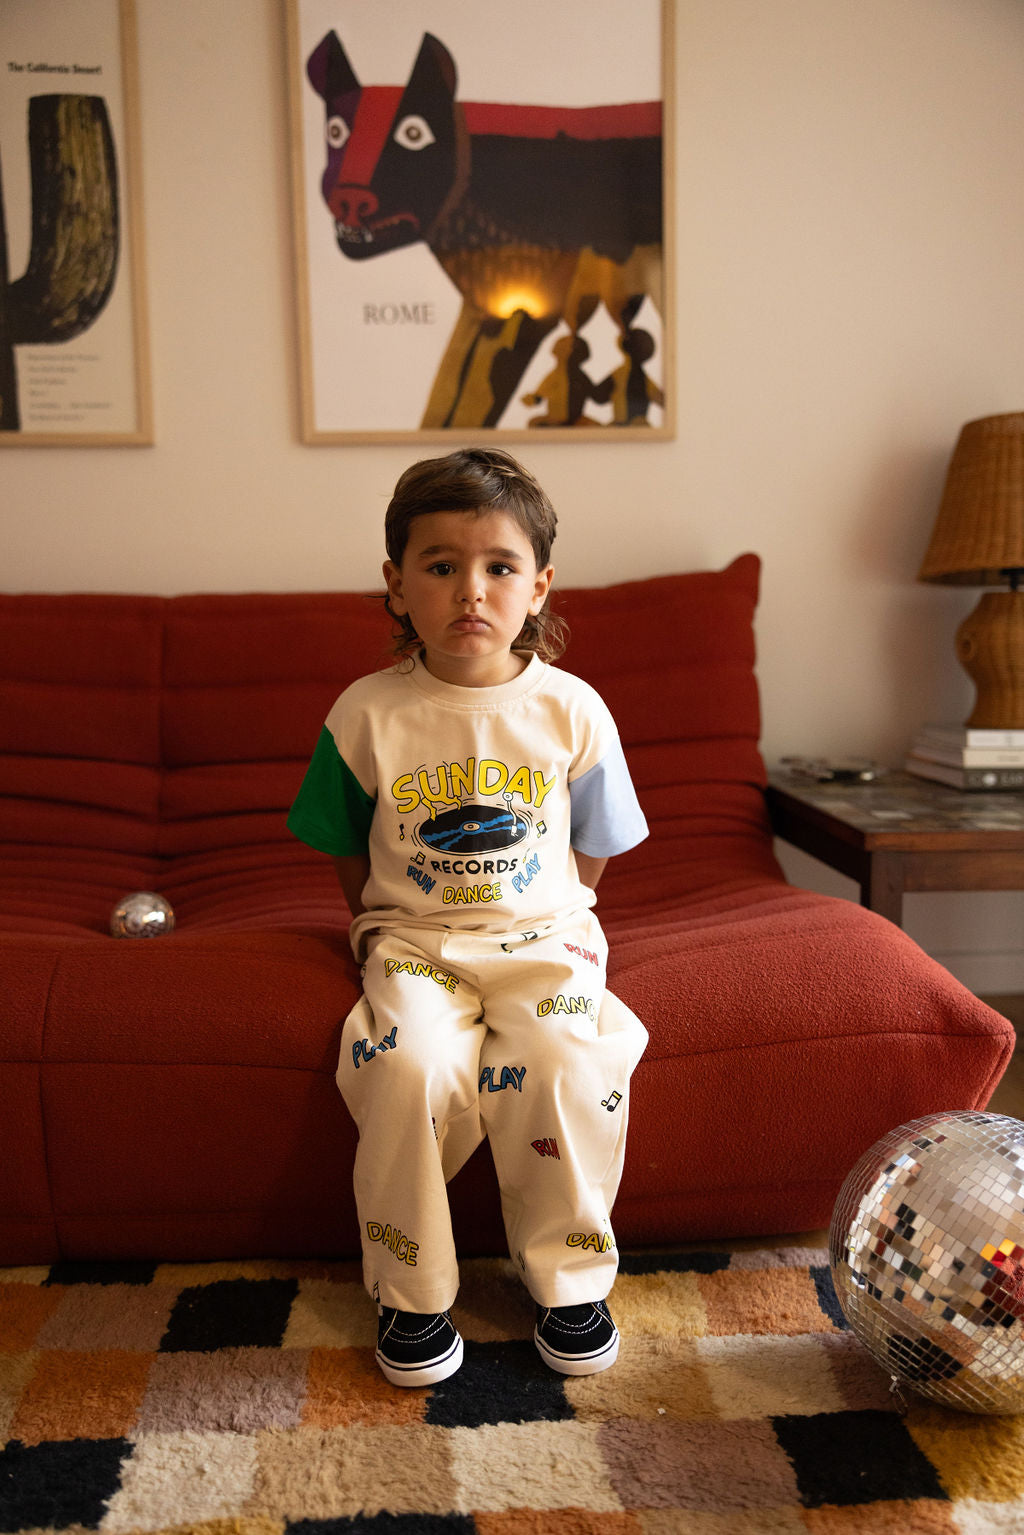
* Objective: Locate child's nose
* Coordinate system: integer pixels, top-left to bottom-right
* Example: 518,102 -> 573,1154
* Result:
458,569 -> 486,604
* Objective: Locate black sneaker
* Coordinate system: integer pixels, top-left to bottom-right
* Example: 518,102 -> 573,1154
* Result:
376,1306 -> 463,1387
534,1299 -> 620,1375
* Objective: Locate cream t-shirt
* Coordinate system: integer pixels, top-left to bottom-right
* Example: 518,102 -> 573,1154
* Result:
288,653 -> 647,951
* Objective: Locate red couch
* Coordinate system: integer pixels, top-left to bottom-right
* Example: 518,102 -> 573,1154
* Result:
0,557 -> 1013,1264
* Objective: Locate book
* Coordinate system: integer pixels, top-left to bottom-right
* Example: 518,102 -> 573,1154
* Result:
905,754 -> 1024,791
916,723 -> 1024,750
911,741 -> 1024,768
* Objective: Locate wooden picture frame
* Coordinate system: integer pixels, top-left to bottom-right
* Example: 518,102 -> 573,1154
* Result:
286,0 -> 673,443
0,0 -> 152,446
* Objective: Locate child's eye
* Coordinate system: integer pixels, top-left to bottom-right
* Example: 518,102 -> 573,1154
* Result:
428,561 -> 455,576
489,563 -> 515,576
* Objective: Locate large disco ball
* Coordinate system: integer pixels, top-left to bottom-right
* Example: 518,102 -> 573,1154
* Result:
829,1111 -> 1024,1413
110,891 -> 176,938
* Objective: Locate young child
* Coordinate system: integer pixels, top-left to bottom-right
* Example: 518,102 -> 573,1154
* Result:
288,448 -> 649,1387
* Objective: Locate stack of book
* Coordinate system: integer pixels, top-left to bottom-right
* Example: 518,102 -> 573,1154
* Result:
906,725 -> 1024,790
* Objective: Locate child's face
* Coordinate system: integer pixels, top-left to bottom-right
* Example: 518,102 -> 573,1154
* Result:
383,509 -> 554,686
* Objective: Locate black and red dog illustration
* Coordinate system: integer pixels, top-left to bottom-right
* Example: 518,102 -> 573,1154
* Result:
306,31 -> 663,428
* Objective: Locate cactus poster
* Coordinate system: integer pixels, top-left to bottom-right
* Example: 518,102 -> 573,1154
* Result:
286,0 -> 671,442
0,0 -> 151,444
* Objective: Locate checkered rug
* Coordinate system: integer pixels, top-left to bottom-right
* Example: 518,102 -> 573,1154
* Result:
2,1245 -> 1023,1533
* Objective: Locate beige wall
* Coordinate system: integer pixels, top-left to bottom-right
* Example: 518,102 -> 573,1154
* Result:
5,0 -> 1024,987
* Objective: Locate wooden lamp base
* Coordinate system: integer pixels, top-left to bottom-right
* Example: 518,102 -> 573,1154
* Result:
956,590 -> 1024,728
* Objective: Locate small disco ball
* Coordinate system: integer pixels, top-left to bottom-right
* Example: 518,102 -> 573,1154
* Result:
829,1111 -> 1024,1413
110,891 -> 176,938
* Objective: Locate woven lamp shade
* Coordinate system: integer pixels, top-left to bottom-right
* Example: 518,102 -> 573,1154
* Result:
919,412 -> 1024,728
919,412 -> 1024,586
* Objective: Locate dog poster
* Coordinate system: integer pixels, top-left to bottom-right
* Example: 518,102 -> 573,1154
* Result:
286,0 -> 671,441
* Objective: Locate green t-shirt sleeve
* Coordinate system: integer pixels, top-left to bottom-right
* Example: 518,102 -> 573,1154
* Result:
287,724 -> 376,856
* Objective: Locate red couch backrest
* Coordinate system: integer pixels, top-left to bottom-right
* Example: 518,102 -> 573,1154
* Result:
554,555 -> 776,898
0,557 -> 771,876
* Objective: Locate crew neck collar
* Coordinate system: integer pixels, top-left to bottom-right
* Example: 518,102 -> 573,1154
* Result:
406,651 -> 545,706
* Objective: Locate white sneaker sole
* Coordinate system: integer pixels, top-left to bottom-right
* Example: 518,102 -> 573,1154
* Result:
534,1325 -> 620,1376
376,1331 -> 463,1388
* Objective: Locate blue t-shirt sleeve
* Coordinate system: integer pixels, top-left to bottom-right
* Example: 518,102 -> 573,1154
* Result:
569,735 -> 648,857
287,724 -> 376,857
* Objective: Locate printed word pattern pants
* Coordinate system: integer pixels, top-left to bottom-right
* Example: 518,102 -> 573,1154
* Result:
338,916 -> 648,1313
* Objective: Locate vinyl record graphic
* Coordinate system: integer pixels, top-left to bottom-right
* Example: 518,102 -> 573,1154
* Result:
417,802 -> 530,854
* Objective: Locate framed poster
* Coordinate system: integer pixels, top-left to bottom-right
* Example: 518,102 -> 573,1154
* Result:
286,0 -> 673,442
0,0 -> 152,445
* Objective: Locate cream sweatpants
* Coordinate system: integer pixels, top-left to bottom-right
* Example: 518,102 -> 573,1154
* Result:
337,914 -> 648,1313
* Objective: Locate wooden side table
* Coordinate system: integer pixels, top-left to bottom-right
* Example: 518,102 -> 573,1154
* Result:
765,771 -> 1024,927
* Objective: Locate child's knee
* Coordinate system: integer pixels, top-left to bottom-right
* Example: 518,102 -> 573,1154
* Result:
480,1014 -> 596,1102
479,990 -> 644,1109
343,1025 -> 482,1129
346,1021 -> 402,1074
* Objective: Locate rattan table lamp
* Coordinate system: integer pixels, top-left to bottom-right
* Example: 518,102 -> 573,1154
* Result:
919,412 -> 1024,728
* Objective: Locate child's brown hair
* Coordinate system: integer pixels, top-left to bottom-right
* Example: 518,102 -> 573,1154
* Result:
383,448 -> 568,663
